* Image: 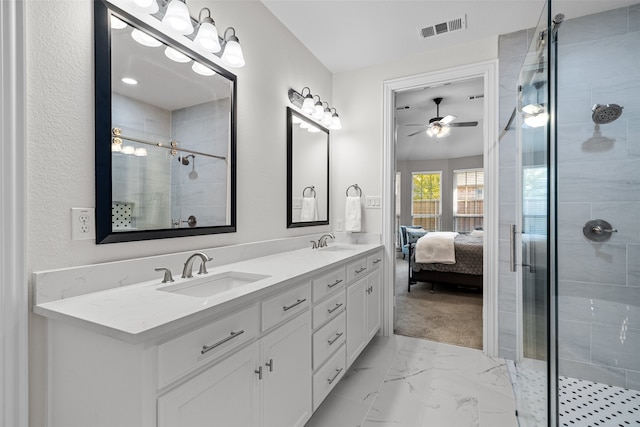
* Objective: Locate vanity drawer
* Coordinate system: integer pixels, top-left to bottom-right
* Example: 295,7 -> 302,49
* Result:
313,344 -> 346,411
262,282 -> 311,331
346,257 -> 368,283
312,267 -> 346,302
313,311 -> 346,370
158,304 -> 259,388
367,250 -> 383,271
312,289 -> 345,330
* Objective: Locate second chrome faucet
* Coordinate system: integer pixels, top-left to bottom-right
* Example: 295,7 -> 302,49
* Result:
182,252 -> 213,278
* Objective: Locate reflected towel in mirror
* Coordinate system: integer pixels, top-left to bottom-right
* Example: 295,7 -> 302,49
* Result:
300,197 -> 318,221
345,196 -> 361,232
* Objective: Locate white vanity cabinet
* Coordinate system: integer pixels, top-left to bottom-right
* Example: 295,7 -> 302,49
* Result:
346,250 -> 383,366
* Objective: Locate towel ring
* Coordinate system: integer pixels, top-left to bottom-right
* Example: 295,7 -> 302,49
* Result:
346,184 -> 362,197
302,186 -> 316,198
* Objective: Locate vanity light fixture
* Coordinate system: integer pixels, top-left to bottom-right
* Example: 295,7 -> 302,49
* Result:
522,81 -> 548,128
300,88 -> 315,114
308,125 -> 320,133
162,0 -> 194,35
312,96 -> 324,120
288,87 -> 343,130
329,108 -> 342,130
220,28 -> 245,68
110,15 -> 128,29
194,8 -> 221,53
131,28 -> 162,47
164,46 -> 191,63
131,0 -> 159,14
322,102 -> 332,127
191,62 -> 216,76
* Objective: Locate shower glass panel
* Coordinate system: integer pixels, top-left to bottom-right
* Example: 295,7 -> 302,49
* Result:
513,1 -> 554,425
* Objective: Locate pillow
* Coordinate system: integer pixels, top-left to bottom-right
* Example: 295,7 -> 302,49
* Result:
470,229 -> 484,238
406,229 -> 428,244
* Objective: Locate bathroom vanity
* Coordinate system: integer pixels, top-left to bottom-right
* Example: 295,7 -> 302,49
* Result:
34,242 -> 383,427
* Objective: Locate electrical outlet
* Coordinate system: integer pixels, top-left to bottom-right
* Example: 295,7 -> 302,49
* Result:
71,208 -> 95,240
336,219 -> 344,232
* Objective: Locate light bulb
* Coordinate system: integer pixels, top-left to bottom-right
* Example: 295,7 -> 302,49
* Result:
221,39 -> 245,68
162,0 -> 194,35
194,21 -> 221,53
131,28 -> 161,47
164,46 -> 190,63
192,62 -> 216,76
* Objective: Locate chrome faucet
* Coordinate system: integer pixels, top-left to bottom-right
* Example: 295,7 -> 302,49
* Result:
181,252 -> 213,278
318,233 -> 335,248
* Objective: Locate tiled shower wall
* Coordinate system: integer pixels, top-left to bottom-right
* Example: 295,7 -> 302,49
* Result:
498,4 -> 640,390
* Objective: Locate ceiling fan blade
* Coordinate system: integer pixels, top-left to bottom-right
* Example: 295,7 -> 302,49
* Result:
403,124 -> 428,127
407,130 -> 425,137
439,115 -> 457,125
449,121 -> 478,127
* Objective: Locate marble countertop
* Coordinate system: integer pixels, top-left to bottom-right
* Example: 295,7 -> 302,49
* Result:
33,243 -> 381,344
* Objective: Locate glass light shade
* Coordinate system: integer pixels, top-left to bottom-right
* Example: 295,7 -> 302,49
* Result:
162,0 -> 194,35
522,103 -> 544,115
132,0 -> 158,14
299,120 -> 310,129
194,22 -> 221,53
191,62 -> 216,76
221,39 -> 245,68
313,102 -> 324,120
131,28 -> 161,47
308,125 -> 320,133
524,112 -> 548,128
134,147 -> 148,156
164,46 -> 190,63
122,145 -> 135,155
438,126 -> 451,138
322,109 -> 332,126
330,113 -> 342,130
110,16 -> 127,29
291,115 -> 302,124
301,95 -> 315,114
111,142 -> 122,152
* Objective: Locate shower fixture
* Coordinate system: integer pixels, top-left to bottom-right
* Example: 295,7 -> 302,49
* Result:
591,103 -> 623,124
179,154 -> 195,165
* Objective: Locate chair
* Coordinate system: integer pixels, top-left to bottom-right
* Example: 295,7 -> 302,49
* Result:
399,225 -> 425,259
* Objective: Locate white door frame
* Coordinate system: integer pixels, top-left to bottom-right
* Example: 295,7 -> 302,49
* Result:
1,0 -> 29,424
381,60 -> 499,355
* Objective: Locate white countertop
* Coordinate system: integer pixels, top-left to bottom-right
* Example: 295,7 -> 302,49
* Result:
34,243 -> 382,344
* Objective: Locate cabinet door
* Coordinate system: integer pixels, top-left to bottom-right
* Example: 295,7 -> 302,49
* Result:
157,342 -> 260,427
346,277 -> 367,367
367,268 -> 382,340
261,311 -> 312,427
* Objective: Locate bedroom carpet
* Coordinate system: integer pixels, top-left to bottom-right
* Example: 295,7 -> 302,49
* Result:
394,257 -> 483,349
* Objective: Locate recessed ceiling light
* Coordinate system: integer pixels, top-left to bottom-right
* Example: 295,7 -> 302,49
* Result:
121,77 -> 138,85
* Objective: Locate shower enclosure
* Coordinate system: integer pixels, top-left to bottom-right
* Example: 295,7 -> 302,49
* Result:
510,2 -> 640,426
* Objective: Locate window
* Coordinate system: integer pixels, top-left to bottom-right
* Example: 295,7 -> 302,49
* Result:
412,172 -> 441,231
453,169 -> 484,232
522,166 -> 547,235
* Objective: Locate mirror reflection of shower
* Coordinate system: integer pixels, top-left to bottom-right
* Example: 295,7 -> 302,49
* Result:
178,154 -> 198,180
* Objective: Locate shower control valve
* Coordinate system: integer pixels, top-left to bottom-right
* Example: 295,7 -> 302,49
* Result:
583,219 -> 617,242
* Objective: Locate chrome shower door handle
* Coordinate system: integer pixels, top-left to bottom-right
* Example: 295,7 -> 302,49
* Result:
510,224 -> 517,272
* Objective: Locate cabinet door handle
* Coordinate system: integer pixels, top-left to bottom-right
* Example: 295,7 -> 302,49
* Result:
255,366 -> 263,380
265,358 -> 274,372
355,267 -> 366,274
328,279 -> 343,288
283,298 -> 307,312
373,259 -> 382,264
201,330 -> 245,355
327,303 -> 343,314
327,332 -> 344,346
327,368 -> 343,384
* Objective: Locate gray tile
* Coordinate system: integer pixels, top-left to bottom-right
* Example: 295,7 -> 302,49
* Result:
498,275 -> 517,313
498,347 -> 517,361
626,369 -> 640,390
557,158 -> 640,203
591,323 -> 640,371
631,4 -> 640,33
558,280 -> 640,328
498,311 -> 517,351
629,118 -> 640,158
499,166 -> 517,204
591,73 -> 640,121
557,122 -> 628,164
559,6 -> 628,46
629,245 -> 640,287
498,125 -> 516,168
557,202 -> 590,243
558,241 -> 628,285
558,359 -> 627,388
499,30 -> 529,59
558,319 -> 591,363
556,81 -> 591,126
592,201 -> 640,244
498,203 -> 516,240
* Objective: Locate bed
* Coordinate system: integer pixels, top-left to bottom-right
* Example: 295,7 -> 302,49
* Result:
408,232 -> 483,292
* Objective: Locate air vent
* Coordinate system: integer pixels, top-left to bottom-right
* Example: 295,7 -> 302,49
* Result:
419,14 -> 467,39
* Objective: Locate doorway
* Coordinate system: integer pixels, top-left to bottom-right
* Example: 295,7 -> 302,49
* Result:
381,60 -> 499,355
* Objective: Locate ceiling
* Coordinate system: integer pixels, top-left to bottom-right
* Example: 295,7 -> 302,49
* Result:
261,0 -> 638,161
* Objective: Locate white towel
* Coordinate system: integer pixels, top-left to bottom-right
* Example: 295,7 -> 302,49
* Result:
300,197 -> 318,221
415,231 -> 458,264
345,196 -> 361,232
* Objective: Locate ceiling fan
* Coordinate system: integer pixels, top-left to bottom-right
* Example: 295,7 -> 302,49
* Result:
405,97 -> 478,138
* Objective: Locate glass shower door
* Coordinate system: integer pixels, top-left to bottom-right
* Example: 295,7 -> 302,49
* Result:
513,1 -> 556,425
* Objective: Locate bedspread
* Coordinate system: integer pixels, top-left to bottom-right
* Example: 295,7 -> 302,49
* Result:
412,234 -> 483,275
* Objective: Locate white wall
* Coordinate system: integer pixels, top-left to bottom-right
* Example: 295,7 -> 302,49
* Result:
26,1 -> 332,424
331,39 -> 498,234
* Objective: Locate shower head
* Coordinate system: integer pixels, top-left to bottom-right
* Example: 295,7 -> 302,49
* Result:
592,104 -> 623,124
179,154 -> 195,165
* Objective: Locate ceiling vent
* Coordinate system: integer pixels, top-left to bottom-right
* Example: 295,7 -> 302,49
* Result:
419,15 -> 467,39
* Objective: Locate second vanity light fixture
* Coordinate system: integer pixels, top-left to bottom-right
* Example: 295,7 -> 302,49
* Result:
129,0 -> 245,68
288,87 -> 342,130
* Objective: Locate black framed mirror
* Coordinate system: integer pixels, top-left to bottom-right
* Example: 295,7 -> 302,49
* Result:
286,107 -> 329,228
94,0 -> 237,243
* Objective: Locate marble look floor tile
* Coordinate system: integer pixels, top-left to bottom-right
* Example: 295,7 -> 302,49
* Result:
364,380 -> 427,426
305,392 -> 372,427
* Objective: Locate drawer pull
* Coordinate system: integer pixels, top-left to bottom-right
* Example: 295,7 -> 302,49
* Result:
327,303 -> 343,314
327,368 -> 343,384
266,358 -> 274,372
328,279 -> 343,288
327,332 -> 344,346
355,267 -> 366,274
255,366 -> 263,380
373,259 -> 382,264
201,330 -> 245,355
283,298 -> 307,312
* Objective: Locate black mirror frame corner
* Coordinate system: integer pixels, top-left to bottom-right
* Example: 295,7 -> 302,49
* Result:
93,0 -> 237,244
286,106 -> 330,229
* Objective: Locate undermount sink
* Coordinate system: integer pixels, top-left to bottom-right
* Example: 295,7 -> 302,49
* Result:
157,272 -> 270,298
318,245 -> 355,252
